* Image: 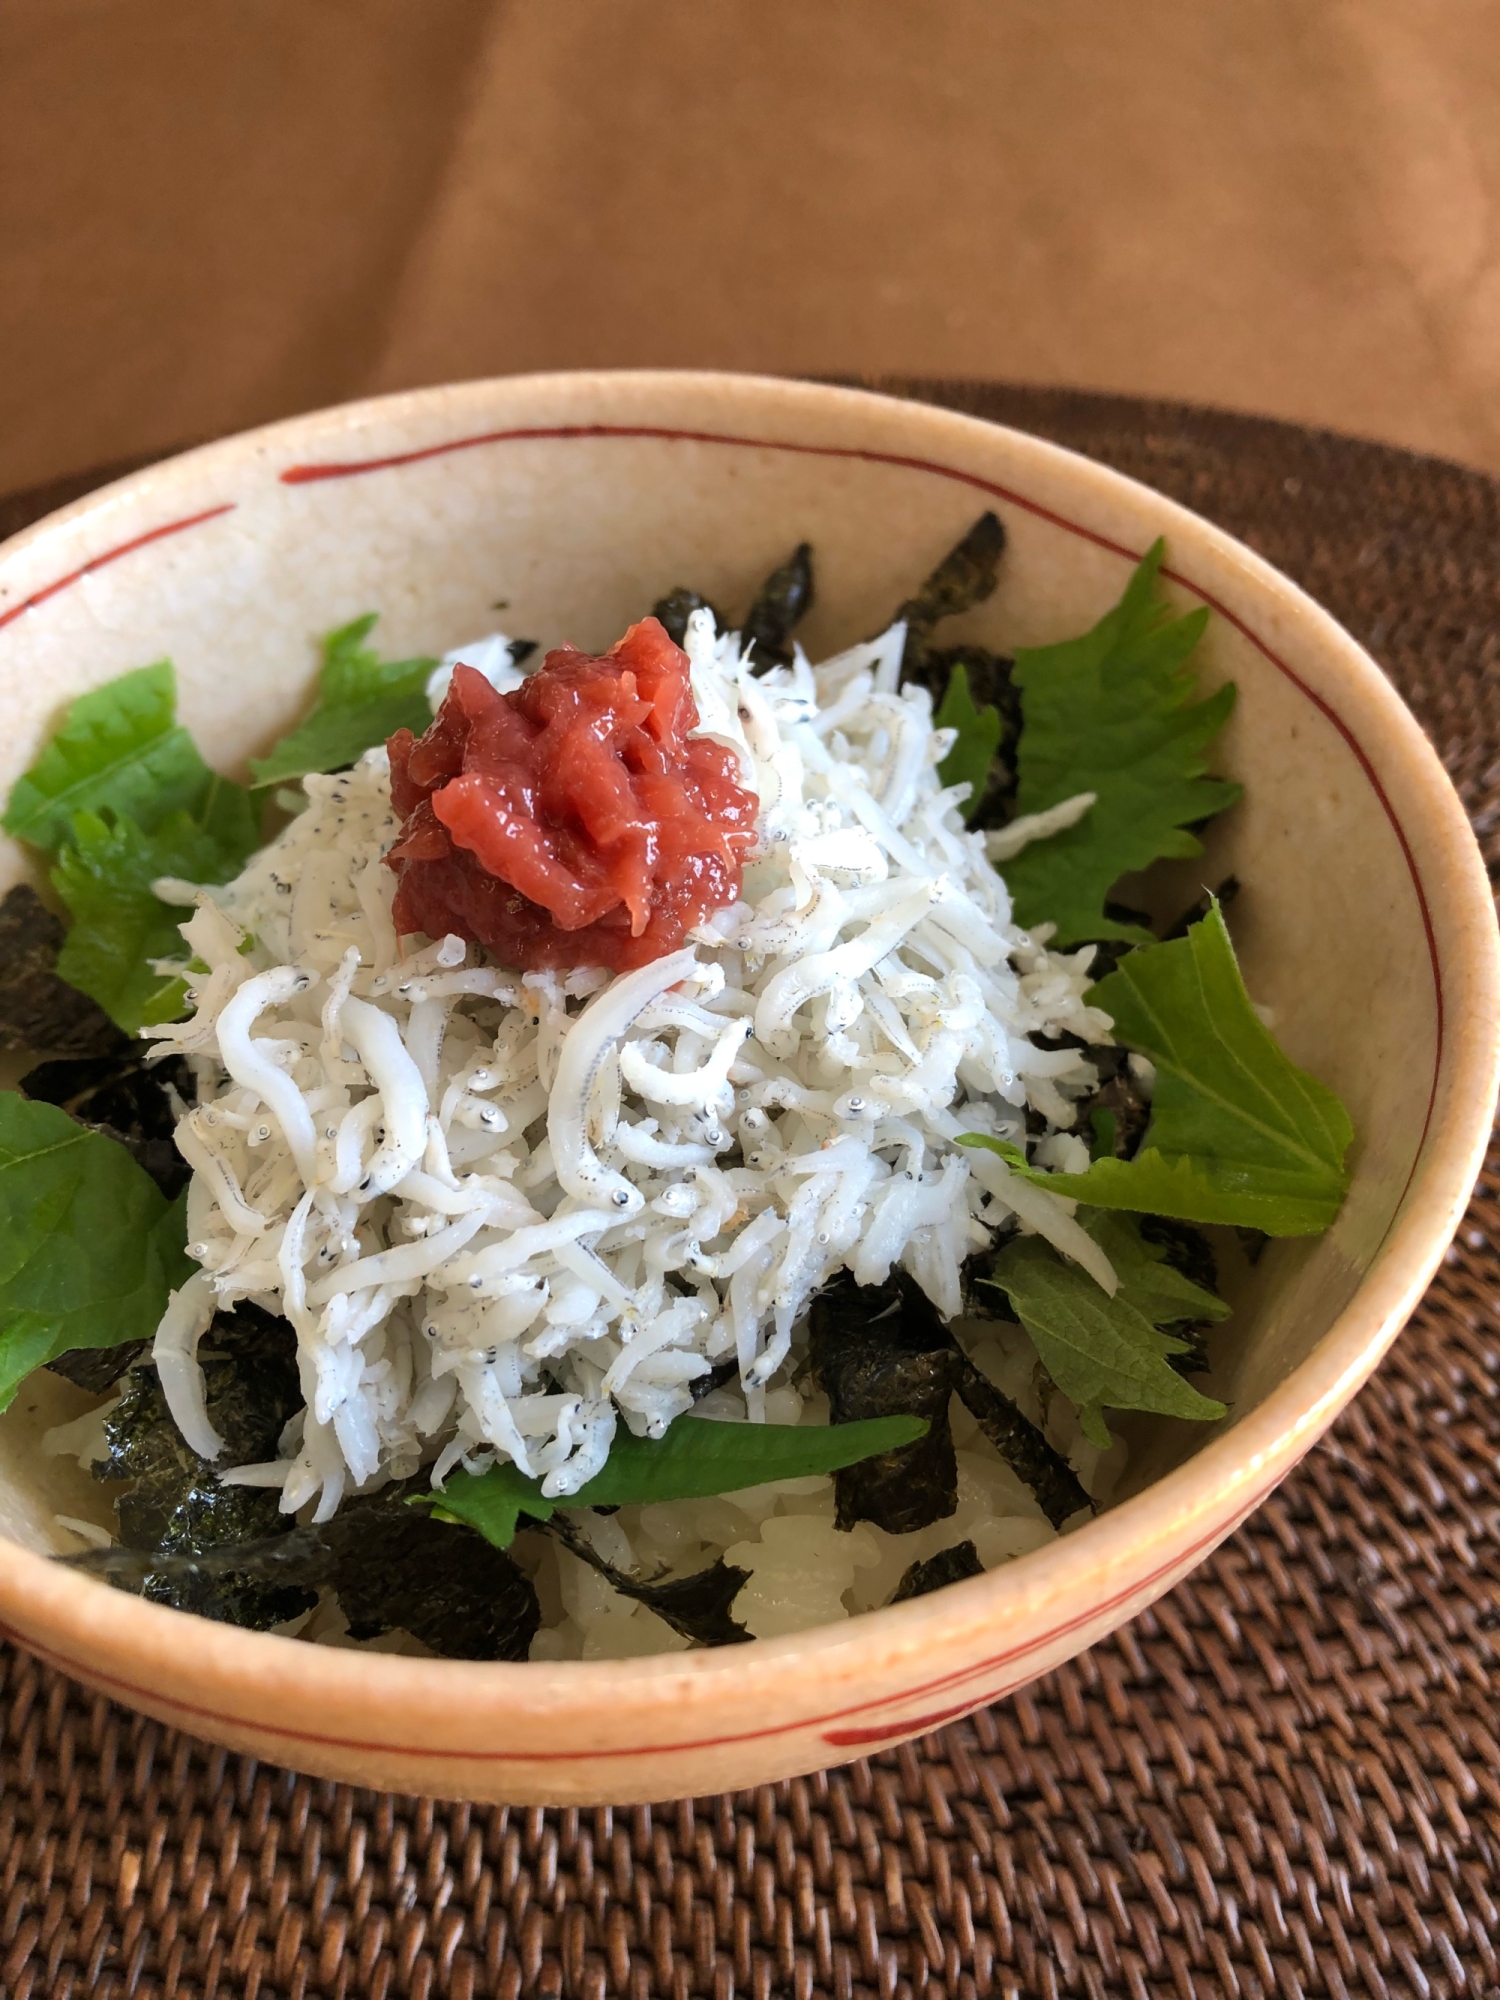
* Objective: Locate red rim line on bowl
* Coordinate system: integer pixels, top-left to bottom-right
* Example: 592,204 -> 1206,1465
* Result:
0,503 -> 237,633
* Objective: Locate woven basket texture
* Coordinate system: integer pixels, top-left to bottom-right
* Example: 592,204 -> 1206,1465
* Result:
3,383 -> 1500,2000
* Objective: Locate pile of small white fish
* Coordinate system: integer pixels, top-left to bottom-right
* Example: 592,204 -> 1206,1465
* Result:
131,611 -> 1132,1647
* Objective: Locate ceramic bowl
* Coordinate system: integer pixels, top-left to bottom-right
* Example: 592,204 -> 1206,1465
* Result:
0,373 -> 1494,1806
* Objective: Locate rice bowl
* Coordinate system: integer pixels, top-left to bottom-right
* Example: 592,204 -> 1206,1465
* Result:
0,372 -> 1492,1803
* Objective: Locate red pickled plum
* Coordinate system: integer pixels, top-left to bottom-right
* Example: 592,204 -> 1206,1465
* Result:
385,617 -> 759,972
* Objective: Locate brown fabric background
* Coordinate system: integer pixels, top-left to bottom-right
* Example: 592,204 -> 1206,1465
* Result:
6,1 -> 1500,492
3,384 -> 1500,2000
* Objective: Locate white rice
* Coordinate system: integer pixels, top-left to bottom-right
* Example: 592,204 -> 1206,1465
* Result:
129,610 -> 1124,1652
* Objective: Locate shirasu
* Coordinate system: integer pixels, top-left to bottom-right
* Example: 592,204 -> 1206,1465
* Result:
143,611 -> 1116,1518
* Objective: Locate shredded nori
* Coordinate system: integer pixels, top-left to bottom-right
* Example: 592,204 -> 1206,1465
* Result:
809,1269 -> 960,1533
651,587 -> 724,648
0,884 -> 128,1058
23,1047 -> 194,1200
952,1355 -> 1091,1527
93,1303 -> 315,1629
45,1341 -> 147,1395
66,1495 -> 541,1661
543,1514 -> 750,1647
1163,875 -> 1241,941
893,512 -> 1006,668
318,1484 -> 540,1659
891,1540 -> 985,1603
1071,1044 -> 1153,1162
883,515 -> 1018,816
1136,1216 -> 1221,1377
742,543 -> 815,670
810,1267 -> 1091,1533
77,1305 -> 540,1655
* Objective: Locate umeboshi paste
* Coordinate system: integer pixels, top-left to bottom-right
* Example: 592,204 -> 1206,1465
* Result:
385,617 -> 758,972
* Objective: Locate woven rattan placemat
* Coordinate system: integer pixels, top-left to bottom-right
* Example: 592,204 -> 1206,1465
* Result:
4,384 -> 1500,2000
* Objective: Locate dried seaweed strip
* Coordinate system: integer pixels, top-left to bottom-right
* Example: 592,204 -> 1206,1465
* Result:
320,1485 -> 540,1660
1135,1215 -> 1220,1377
894,512 -> 1005,670
24,1048 -> 194,1199
545,1513 -> 750,1647
891,1540 -> 984,1603
46,1341 -> 146,1394
64,1502 -> 541,1661
0,884 -> 126,1058
953,1358 -> 1092,1529
809,1270 -> 959,1534
1162,874 -> 1241,941
651,587 -> 725,648
930,642 -> 1024,820
93,1303 -> 314,1629
1069,1043 -> 1152,1162
741,543 -> 815,670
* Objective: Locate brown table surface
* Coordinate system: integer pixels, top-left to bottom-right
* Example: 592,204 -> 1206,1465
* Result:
3,383 -> 1500,2000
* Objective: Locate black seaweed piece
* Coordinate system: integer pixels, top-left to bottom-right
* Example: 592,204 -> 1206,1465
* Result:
507,638 -> 539,667
651,587 -> 725,648
0,884 -> 128,1058
1136,1216 -> 1223,1379
544,1513 -> 750,1647
63,1500 -> 542,1662
1073,1054 -> 1152,1162
92,1302 -> 314,1629
741,543 -> 815,670
320,1485 -> 540,1661
1236,1226 -> 1269,1266
809,1268 -> 959,1534
1163,875 -> 1241,941
1136,1216 -> 1218,1296
46,1341 -> 147,1394
958,1241 -> 1020,1323
953,1357 -> 1092,1529
23,1048 -> 195,1199
690,1356 -> 742,1403
891,1540 -> 984,1603
894,512 -> 1006,671
1077,901 -> 1157,982
934,645 -> 1025,822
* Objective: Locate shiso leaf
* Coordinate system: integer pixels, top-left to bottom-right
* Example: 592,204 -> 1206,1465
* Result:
0,1092 -> 190,1411
543,1513 -> 750,1648
742,543 -> 815,670
51,809 -> 241,1033
891,1540 -> 985,1603
418,1412 -> 927,1551
248,614 -> 437,788
971,905 -> 1354,1234
999,542 -> 1241,947
1,663 -> 229,854
982,1210 -> 1229,1447
0,885 -> 126,1058
934,664 -> 1002,824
